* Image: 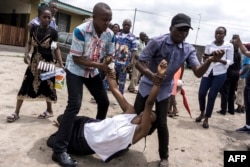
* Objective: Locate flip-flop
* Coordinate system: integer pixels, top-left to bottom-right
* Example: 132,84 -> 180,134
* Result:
38,111 -> 54,119
7,113 -> 19,122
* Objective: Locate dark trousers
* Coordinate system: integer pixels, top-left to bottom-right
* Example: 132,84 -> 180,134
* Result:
134,93 -> 169,159
53,70 -> 109,153
48,115 -> 96,155
198,73 -> 226,118
220,74 -> 239,114
244,78 -> 250,125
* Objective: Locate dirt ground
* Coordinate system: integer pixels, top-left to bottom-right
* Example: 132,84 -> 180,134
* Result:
0,55 -> 249,167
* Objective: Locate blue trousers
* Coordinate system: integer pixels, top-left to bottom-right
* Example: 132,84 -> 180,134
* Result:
198,73 -> 226,118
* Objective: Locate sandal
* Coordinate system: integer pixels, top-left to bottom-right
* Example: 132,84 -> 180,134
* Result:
89,97 -> 96,103
38,111 -> 54,119
128,89 -> 138,94
7,113 -> 20,122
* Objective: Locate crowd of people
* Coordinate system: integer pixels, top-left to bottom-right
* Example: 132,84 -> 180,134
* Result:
5,1 -> 250,167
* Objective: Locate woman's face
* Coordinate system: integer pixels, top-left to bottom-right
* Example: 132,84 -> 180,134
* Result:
112,25 -> 120,34
39,10 -> 52,27
215,28 -> 226,42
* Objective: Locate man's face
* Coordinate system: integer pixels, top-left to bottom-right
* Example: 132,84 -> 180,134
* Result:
122,20 -> 131,33
49,2 -> 58,16
170,26 -> 190,44
93,9 -> 112,33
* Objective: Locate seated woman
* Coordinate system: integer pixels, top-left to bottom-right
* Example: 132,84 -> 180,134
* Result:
48,59 -> 168,166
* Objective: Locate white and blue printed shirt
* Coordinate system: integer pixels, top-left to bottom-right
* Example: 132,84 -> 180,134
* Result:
65,20 -> 115,78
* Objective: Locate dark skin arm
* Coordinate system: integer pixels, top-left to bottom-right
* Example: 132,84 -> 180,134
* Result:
24,33 -> 32,65
191,49 -> 225,77
132,59 -> 168,144
233,35 -> 250,57
135,50 -> 225,80
73,55 -> 111,73
105,57 -> 135,114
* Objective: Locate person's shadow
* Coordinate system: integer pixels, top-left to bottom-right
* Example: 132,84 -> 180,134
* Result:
27,137 -> 154,167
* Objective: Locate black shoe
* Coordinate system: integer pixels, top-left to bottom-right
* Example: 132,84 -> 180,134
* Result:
52,152 -> 77,167
202,121 -> 209,129
216,110 -> 226,115
234,108 -> 241,113
195,113 -> 204,122
228,111 -> 234,115
241,107 -> 245,113
236,126 -> 250,132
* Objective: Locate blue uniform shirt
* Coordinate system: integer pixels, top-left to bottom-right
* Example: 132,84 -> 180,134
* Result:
138,34 -> 200,101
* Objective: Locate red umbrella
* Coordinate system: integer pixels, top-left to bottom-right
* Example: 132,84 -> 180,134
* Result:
180,88 -> 192,118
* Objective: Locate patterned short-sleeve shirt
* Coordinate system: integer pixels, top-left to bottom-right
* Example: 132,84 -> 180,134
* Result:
65,20 -> 115,78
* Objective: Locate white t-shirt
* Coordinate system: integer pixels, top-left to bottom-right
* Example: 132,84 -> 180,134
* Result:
84,114 -> 137,161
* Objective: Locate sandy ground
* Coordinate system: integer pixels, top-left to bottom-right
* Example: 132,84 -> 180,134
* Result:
0,55 -> 250,167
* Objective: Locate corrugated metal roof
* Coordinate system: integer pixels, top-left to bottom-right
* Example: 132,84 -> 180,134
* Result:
44,0 -> 92,16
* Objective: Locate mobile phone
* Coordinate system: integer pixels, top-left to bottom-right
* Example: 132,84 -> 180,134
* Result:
204,53 -> 213,57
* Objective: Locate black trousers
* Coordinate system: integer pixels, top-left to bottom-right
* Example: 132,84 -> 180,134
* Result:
48,115 -> 96,155
220,73 -> 239,114
134,93 -> 169,159
52,70 -> 109,153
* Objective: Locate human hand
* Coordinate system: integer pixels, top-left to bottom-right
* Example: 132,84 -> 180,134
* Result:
209,50 -> 225,62
157,59 -> 168,76
232,34 -> 242,46
103,55 -> 113,65
24,55 -> 30,65
106,69 -> 116,80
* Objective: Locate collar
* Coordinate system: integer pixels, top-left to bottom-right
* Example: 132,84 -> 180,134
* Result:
165,34 -> 183,49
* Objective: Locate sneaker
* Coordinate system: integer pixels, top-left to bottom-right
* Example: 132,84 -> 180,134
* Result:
236,126 -> 250,132
52,152 -> 77,167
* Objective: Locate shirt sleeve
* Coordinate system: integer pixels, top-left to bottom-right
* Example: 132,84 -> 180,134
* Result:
225,43 -> 234,68
138,39 -> 158,62
70,28 -> 85,57
106,33 -> 115,56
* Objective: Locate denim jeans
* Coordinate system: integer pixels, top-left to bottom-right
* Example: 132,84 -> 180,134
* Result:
53,70 -> 109,153
134,93 -> 169,159
198,73 -> 226,118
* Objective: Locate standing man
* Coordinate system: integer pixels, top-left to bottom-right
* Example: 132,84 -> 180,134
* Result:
128,32 -> 147,93
115,19 -> 137,94
51,3 -> 115,167
217,35 -> 241,115
134,13 -> 225,167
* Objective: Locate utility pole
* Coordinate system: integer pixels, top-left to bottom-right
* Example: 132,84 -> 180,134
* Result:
195,13 -> 201,45
132,8 -> 137,34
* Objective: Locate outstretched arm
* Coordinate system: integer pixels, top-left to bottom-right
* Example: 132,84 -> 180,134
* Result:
105,59 -> 135,113
233,35 -> 250,57
133,59 -> 168,143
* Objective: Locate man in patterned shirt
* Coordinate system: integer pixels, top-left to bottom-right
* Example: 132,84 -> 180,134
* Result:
114,19 -> 137,94
51,2 -> 115,167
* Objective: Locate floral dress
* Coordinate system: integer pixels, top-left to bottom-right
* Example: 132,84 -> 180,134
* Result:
17,26 -> 58,102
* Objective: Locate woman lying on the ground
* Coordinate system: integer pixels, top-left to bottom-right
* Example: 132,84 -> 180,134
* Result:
47,59 -> 168,165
